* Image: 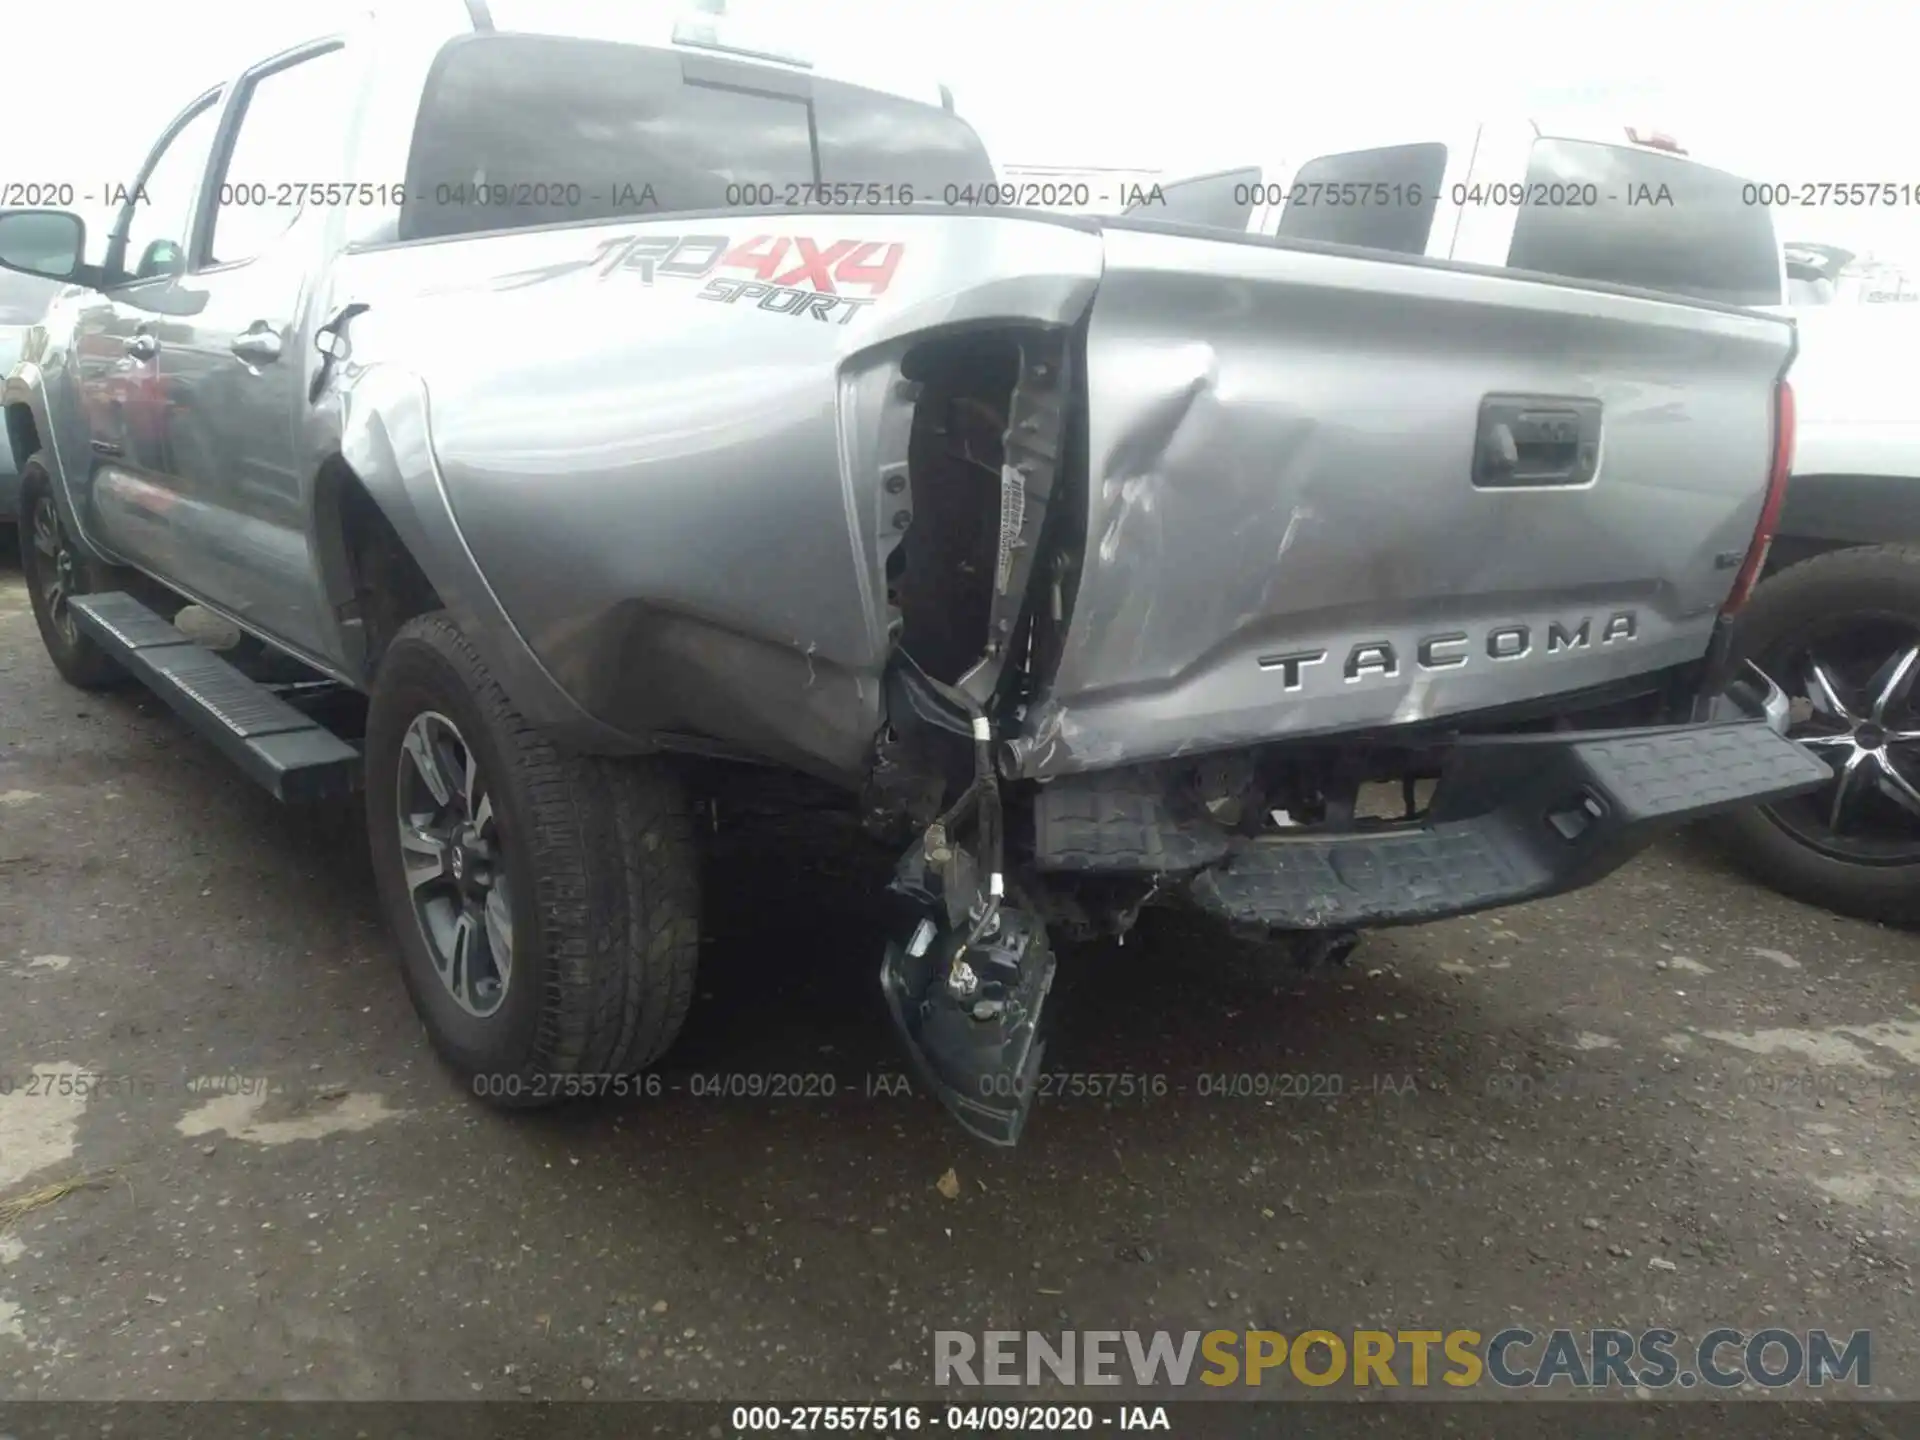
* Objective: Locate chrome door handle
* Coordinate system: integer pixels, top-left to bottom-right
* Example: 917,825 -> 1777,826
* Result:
124,334 -> 159,361
230,327 -> 283,364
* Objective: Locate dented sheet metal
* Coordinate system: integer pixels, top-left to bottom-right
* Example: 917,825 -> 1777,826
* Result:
1011,224 -> 1796,779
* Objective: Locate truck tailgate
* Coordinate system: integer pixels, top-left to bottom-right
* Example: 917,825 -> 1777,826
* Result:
1017,223 -> 1797,778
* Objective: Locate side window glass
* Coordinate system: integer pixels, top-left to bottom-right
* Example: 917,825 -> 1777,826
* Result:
208,48 -> 351,267
119,98 -> 223,284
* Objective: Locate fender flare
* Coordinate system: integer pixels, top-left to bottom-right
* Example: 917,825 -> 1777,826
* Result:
0,369 -> 44,471
3,365 -> 106,559
321,364 -> 632,749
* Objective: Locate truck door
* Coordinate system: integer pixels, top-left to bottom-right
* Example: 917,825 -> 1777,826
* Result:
75,90 -> 224,577
147,40 -> 351,657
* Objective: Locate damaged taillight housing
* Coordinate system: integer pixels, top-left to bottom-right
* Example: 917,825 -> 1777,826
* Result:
1722,377 -> 1795,617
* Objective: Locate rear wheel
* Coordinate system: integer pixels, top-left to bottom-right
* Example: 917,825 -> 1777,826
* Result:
1709,546 -> 1920,925
365,612 -> 702,1104
18,459 -> 128,690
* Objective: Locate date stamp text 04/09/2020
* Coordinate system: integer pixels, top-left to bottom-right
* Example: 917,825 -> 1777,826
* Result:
8,177 -> 1920,214
0,179 -> 1134,213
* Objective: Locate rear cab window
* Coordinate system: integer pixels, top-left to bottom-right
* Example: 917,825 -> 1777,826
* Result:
1272,143 -> 1450,255
398,33 -> 996,242
1503,138 -> 1785,307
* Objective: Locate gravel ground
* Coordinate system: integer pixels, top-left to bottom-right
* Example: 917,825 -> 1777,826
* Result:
3,533 -> 1920,1419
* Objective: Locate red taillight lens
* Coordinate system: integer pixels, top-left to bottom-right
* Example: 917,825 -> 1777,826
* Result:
1626,127 -> 1688,154
1722,378 -> 1795,616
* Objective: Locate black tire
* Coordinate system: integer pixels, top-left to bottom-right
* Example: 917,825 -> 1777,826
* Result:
17,459 -> 130,690
365,612 -> 701,1105
1708,545 -> 1920,926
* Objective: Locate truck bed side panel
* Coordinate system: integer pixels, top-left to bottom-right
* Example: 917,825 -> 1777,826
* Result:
335,213 -> 1102,782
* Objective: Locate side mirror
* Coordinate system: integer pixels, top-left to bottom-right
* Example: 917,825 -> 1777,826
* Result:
0,209 -> 87,283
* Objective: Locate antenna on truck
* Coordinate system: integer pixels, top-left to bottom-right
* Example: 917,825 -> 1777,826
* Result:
463,0 -> 494,30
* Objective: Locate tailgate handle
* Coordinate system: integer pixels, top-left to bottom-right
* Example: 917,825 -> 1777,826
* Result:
1474,395 -> 1602,488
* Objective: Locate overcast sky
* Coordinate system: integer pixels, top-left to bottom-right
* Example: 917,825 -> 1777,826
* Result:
11,0 -> 1919,265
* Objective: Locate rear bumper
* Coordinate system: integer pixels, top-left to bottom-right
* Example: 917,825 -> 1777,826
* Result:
1184,663 -> 1827,931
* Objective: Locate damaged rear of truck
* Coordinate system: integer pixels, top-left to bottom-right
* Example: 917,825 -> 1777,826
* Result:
0,21 -> 1830,1148
379,203 -> 1826,1144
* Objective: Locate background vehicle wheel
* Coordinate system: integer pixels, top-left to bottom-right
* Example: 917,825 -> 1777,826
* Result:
17,459 -> 130,690
365,612 -> 701,1105
1708,546 -> 1920,925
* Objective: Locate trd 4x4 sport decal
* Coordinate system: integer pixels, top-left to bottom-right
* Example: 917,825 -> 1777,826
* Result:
494,232 -> 904,324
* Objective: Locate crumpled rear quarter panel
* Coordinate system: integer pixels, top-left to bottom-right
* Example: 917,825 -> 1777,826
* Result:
344,213 -> 1102,782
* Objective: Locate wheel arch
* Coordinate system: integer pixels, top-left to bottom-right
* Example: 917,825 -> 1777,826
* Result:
5,398 -> 40,475
311,450 -> 444,684
315,370 -> 629,750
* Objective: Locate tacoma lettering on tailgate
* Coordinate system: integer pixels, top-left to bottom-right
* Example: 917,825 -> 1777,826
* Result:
1259,612 -> 1640,691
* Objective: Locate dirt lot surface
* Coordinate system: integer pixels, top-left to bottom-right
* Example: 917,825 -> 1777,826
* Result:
3,537 -> 1918,1431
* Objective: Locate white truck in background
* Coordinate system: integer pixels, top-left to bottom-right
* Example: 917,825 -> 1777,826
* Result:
1707,299 -> 1920,924
1785,242 -> 1918,305
1125,119 -> 1789,308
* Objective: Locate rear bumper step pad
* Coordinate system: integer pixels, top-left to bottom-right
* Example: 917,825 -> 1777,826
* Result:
1188,719 -> 1831,931
69,592 -> 360,802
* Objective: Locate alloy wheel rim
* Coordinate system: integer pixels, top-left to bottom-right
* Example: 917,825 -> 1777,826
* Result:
395,710 -> 515,1017
1761,616 -> 1920,864
29,495 -> 80,648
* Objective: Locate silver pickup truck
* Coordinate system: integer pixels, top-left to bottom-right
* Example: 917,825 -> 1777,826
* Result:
0,8 -> 1828,1145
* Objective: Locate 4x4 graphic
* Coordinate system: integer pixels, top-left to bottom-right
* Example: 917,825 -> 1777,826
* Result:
496,231 -> 905,325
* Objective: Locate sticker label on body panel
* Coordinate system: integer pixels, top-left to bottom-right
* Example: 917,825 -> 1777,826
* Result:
495,231 -> 904,325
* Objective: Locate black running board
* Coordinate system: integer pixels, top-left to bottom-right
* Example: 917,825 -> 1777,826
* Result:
69,592 -> 361,802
